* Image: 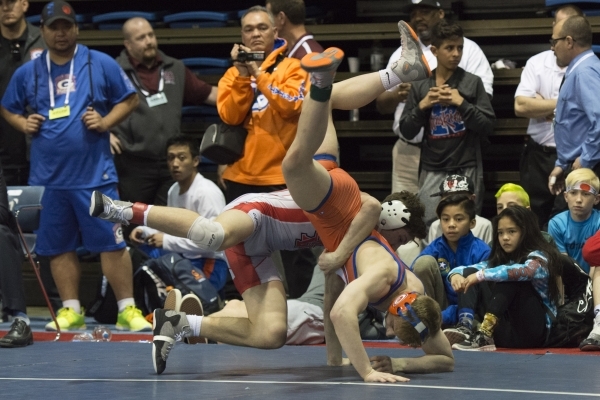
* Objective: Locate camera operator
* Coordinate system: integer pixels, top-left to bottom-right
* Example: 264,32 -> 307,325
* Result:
216,6 -> 310,301
217,5 -> 308,202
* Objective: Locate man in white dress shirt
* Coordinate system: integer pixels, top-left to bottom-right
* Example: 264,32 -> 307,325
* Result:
514,4 -> 583,229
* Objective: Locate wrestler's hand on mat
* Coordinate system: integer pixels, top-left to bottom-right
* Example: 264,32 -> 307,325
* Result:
364,369 -> 409,383
370,355 -> 393,373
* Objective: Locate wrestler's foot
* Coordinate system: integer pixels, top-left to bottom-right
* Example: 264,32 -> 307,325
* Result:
163,289 -> 207,344
301,47 -> 345,88
89,191 -> 134,225
390,21 -> 431,83
152,309 -> 191,374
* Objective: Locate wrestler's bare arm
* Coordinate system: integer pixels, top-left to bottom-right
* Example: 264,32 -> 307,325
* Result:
380,330 -> 454,374
330,243 -> 409,383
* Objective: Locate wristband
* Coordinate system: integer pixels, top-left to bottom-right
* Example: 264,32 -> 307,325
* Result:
476,270 -> 485,282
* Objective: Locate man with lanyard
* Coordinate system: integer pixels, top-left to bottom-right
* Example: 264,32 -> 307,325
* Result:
548,15 -> 600,197
0,0 -> 45,186
0,0 -> 148,332
266,0 -> 323,60
110,17 -> 217,209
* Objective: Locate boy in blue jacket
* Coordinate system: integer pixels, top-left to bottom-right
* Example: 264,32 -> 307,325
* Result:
412,192 -> 490,330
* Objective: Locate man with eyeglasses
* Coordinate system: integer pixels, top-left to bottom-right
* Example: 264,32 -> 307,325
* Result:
514,4 -> 583,230
548,15 -> 600,199
0,0 -> 45,186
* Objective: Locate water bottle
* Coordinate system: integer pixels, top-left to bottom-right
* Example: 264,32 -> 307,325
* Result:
370,40 -> 384,72
93,326 -> 113,342
72,332 -> 95,342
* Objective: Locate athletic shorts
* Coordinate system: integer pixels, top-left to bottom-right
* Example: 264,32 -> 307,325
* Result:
223,190 -> 320,295
36,184 -> 126,256
304,157 -> 362,252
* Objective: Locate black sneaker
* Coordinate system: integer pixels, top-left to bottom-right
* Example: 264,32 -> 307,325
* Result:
452,331 -> 496,352
580,333 -> 600,352
0,318 -> 33,348
443,324 -> 472,346
152,309 -> 191,374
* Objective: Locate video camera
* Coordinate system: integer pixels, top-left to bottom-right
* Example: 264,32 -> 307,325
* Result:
235,50 -> 266,62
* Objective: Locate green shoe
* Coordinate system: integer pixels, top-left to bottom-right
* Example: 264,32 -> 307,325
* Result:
116,305 -> 152,332
45,307 -> 86,331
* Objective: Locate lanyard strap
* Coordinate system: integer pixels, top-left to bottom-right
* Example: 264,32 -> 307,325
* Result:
567,52 -> 594,76
129,67 -> 164,97
47,45 -> 77,109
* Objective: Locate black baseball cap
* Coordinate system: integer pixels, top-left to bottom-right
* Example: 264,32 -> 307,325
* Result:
41,1 -> 77,26
402,0 -> 443,13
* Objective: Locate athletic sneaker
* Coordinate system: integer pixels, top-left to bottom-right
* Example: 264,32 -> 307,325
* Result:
443,323 -> 472,346
152,309 -> 191,374
116,305 -> 152,332
452,331 -> 496,352
163,288 -> 182,312
89,190 -> 133,225
390,20 -> 431,83
300,47 -> 344,88
180,294 -> 208,344
162,289 -> 207,344
45,307 -> 86,331
580,332 -> 600,351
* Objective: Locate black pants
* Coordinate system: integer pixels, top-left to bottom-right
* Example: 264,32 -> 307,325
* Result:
457,267 -> 494,322
224,180 -> 318,299
115,153 -> 173,206
487,281 -> 547,348
520,141 -> 561,229
115,153 -> 174,239
0,163 -> 27,314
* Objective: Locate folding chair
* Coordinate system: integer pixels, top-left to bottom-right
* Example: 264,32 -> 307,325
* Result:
7,186 -> 61,341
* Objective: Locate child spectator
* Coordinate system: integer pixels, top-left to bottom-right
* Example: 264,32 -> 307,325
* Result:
496,183 -> 556,246
548,168 -> 600,275
450,206 -> 563,351
412,193 -> 490,327
425,174 -> 492,246
399,19 -> 495,228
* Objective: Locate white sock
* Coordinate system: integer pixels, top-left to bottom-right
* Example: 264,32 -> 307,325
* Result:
380,67 -> 402,90
117,298 -> 135,312
186,315 -> 203,337
143,205 -> 153,226
62,299 -> 81,314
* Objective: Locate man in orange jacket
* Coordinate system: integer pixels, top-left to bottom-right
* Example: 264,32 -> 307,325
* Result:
217,5 -> 308,202
217,5 -> 314,300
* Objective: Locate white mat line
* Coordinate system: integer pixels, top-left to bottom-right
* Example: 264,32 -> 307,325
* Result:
0,377 -> 597,396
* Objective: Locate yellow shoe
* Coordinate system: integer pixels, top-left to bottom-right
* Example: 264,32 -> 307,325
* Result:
116,305 -> 152,332
45,307 -> 86,331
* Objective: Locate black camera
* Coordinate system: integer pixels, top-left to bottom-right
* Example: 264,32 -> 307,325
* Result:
235,50 -> 266,62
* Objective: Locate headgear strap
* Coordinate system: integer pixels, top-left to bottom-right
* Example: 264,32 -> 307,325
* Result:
566,181 -> 598,195
388,292 -> 428,341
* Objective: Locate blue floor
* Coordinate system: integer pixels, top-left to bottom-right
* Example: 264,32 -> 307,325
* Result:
0,342 -> 598,399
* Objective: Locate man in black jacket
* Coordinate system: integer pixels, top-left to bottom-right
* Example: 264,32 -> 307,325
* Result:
0,0 -> 45,186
